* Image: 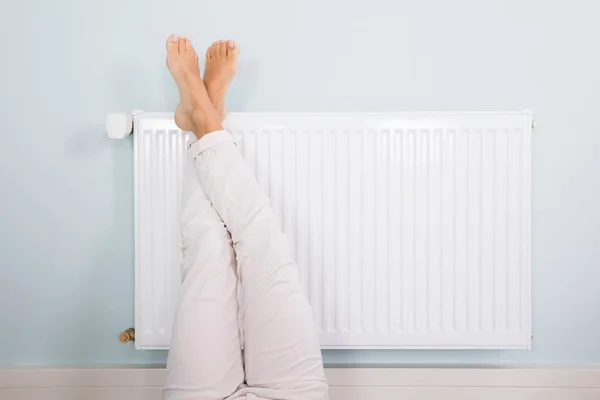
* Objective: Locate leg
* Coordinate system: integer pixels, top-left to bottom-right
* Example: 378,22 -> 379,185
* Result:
189,134 -> 328,400
164,35 -> 243,400
198,46 -> 326,395
164,152 -> 245,400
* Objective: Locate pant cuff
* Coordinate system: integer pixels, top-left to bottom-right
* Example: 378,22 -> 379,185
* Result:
188,130 -> 235,158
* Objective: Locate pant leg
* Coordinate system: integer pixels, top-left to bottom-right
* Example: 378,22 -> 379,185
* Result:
189,130 -> 329,400
164,154 -> 245,400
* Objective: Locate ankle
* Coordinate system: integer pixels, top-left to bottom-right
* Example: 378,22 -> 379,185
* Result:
191,108 -> 222,134
211,99 -> 225,117
219,107 -> 228,122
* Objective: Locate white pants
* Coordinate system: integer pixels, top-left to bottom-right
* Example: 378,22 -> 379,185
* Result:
164,130 -> 329,400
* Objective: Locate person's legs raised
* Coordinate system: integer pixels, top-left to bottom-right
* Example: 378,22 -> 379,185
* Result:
186,40 -> 328,400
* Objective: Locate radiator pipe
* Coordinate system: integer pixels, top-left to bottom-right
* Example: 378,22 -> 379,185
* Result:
120,328 -> 135,343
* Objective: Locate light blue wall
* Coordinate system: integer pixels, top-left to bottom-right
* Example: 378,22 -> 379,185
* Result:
1,0 -> 599,366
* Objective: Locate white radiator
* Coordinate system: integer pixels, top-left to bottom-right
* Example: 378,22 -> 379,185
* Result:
130,112 -> 532,350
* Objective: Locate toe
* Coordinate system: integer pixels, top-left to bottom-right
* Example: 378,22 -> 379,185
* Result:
166,34 -> 179,51
226,40 -> 239,57
218,40 -> 227,57
178,37 -> 187,54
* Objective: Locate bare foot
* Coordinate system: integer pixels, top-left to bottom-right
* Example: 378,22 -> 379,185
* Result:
165,34 -> 222,137
204,40 -> 239,121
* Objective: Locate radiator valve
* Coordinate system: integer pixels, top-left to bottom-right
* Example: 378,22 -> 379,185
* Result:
120,328 -> 136,343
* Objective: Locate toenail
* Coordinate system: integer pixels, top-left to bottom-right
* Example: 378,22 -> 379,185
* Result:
171,35 -> 179,42
228,40 -> 234,48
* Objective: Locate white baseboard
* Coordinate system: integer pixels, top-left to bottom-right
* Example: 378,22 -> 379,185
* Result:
1,367 -> 599,400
